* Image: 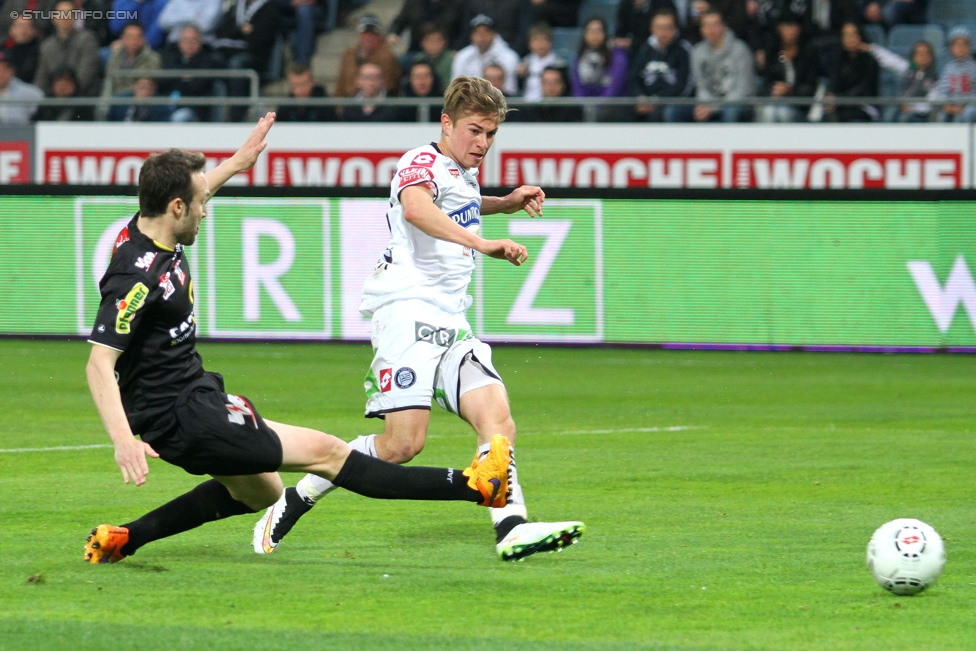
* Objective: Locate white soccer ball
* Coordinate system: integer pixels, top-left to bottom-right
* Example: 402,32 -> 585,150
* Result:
867,519 -> 945,596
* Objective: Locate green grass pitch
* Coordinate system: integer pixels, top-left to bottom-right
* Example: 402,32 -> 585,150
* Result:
0,340 -> 973,650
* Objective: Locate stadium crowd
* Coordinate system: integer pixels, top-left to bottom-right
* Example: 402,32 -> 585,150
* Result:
2,0 -> 976,123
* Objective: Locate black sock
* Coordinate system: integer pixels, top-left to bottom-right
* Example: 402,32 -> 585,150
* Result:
121,479 -> 257,556
331,450 -> 481,502
494,515 -> 528,543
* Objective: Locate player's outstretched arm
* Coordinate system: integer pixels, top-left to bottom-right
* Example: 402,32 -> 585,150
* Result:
204,111 -> 276,193
401,184 -> 487,248
86,345 -> 159,486
481,185 -> 545,217
401,185 -> 529,266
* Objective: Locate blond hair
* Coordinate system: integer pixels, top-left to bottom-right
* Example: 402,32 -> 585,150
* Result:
442,75 -> 508,124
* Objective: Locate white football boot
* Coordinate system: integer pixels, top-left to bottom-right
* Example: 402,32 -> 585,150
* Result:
496,521 -> 585,561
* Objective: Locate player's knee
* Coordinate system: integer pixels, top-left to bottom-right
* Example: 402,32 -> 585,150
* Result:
309,432 -> 348,466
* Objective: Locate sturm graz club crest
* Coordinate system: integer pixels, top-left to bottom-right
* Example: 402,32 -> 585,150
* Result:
395,367 -> 416,389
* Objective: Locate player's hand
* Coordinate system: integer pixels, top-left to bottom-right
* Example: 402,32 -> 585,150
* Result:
114,435 -> 159,486
504,186 -> 545,217
233,112 -> 276,171
479,238 -> 529,266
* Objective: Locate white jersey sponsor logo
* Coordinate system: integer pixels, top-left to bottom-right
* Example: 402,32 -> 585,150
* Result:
361,144 -> 482,316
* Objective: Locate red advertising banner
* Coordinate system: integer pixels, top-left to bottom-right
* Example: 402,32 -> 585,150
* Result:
0,141 -> 30,184
29,123 -> 976,189
42,150 -> 252,185
730,152 -> 961,189
499,151 -> 723,188
267,151 -> 402,186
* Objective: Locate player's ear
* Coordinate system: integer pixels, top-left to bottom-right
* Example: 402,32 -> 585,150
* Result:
168,196 -> 184,219
440,112 -> 452,134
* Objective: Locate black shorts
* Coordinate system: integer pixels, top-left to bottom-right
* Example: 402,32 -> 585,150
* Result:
148,372 -> 283,476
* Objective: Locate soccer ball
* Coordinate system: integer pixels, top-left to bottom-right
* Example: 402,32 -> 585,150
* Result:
867,519 -> 945,596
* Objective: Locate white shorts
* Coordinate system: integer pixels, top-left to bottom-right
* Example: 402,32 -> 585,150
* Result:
363,299 -> 503,418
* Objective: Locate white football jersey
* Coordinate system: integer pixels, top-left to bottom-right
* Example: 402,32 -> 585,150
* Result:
361,143 -> 483,316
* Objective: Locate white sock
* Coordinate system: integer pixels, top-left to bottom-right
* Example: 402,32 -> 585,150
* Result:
296,434 -> 378,504
479,441 -> 528,526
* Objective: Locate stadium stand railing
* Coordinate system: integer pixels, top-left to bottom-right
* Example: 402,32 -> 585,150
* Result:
95,69 -> 262,121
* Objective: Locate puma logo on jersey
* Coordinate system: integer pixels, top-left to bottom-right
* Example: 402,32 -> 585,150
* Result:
448,201 -> 480,228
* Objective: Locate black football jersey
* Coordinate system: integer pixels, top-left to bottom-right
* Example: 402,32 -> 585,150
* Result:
88,214 -> 204,437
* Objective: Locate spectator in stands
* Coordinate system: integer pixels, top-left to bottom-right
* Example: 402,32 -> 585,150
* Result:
157,0 -> 223,44
627,7 -> 694,122
757,10 -> 818,122
823,21 -> 879,121
572,16 -> 628,98
107,74 -> 174,120
104,21 -> 161,94
690,8 -> 755,122
518,23 -> 564,100
616,0 -> 689,53
793,0 -> 858,77
412,22 -> 454,90
4,16 -> 40,84
213,0 -> 280,119
397,58 -> 442,121
34,0 -> 101,96
614,0 -> 652,53
859,0 -> 928,29
0,0 -> 57,38
82,0 -> 116,48
0,49 -> 43,123
277,0 -> 326,67
930,26 -> 976,123
160,24 -> 223,122
335,14 -> 401,97
711,0 -> 763,50
338,61 -> 398,121
531,0 -> 581,28
516,63 -> 583,121
4,0 -> 112,43
111,0 -> 167,49
751,0 -> 782,51
451,14 -> 519,95
458,0 -> 532,54
483,61 -> 507,92
277,63 -> 334,121
387,0 -> 463,55
862,38 -> 936,121
35,66 -> 94,119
